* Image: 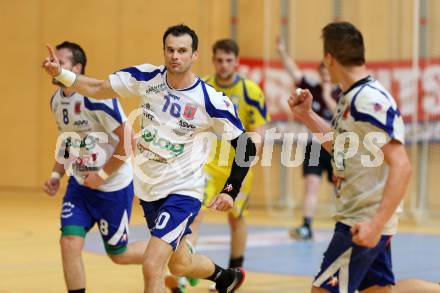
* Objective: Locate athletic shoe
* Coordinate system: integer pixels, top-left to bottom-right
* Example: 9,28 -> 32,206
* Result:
165,275 -> 187,293
216,268 -> 246,293
289,225 -> 313,240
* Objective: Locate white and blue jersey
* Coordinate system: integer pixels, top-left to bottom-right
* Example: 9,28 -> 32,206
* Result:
330,76 -> 405,235
51,89 -> 132,192
109,64 -> 244,202
312,76 -> 403,293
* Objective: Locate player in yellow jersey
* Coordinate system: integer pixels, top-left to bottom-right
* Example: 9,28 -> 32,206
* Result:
193,38 -> 269,272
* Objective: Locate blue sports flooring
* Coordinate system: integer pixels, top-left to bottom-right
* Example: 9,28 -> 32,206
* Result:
84,223 -> 440,282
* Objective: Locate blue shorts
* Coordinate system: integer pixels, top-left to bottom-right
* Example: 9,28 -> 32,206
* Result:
61,177 -> 134,254
140,194 -> 201,251
313,222 -> 395,293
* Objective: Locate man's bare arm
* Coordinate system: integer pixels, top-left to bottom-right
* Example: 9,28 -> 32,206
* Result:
42,44 -> 117,99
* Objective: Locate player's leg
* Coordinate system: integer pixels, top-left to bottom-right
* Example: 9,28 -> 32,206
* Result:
189,209 -> 205,247
291,141 -> 322,240
164,176 -> 216,292
143,236 -> 174,292
60,234 -> 86,292
143,194 -> 244,292
228,190 -> 250,268
91,182 -> 147,265
393,279 -> 440,293
109,240 -> 148,265
59,178 -> 94,292
169,235 -> 246,293
312,222 -> 394,293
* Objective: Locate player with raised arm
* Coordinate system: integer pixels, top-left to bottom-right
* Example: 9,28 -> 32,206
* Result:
42,41 -> 147,293
42,25 -> 254,293
288,22 -> 411,293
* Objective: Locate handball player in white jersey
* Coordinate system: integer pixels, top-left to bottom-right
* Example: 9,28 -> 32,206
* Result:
43,25 -> 254,293
289,22 -> 411,293
42,41 -> 147,293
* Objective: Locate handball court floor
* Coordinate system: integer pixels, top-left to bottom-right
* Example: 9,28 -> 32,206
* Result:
1,190 -> 439,293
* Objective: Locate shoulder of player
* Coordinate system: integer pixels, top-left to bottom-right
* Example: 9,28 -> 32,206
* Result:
82,96 -> 121,113
200,80 -> 233,110
49,89 -> 62,112
351,82 -> 396,115
202,74 -> 215,84
241,78 -> 264,97
81,97 -> 124,123
114,63 -> 166,81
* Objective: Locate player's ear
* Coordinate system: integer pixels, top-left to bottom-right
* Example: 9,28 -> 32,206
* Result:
323,53 -> 333,67
192,50 -> 199,61
72,63 -> 83,75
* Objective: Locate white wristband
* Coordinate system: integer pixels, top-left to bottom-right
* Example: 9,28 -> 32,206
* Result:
97,169 -> 109,181
54,68 -> 77,87
51,171 -> 62,180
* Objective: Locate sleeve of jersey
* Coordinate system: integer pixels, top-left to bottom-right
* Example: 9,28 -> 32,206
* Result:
204,85 -> 244,140
351,92 -> 405,144
84,97 -> 127,133
244,82 -> 270,131
108,64 -> 162,98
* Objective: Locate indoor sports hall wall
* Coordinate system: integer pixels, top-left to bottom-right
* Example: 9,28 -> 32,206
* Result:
1,0 -> 439,217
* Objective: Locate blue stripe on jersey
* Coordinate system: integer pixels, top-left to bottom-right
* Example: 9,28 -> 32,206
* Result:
366,84 -> 402,117
350,86 -> 397,138
201,82 -> 244,131
241,79 -> 268,119
84,97 -> 123,124
119,67 -> 162,82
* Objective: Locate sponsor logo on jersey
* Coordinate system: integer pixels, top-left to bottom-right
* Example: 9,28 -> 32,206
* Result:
145,83 -> 166,94
74,102 -> 81,114
73,120 -> 89,126
178,120 -> 196,129
142,103 -> 157,121
183,104 -> 198,120
140,128 -> 185,157
137,144 -> 169,163
64,135 -> 97,150
342,106 -> 350,119
373,102 -> 383,112
173,120 -> 196,136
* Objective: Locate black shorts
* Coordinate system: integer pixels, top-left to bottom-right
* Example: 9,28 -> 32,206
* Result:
302,141 -> 333,182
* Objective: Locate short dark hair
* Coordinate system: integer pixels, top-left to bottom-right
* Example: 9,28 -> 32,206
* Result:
212,39 -> 239,56
56,41 -> 87,74
163,24 -> 198,52
322,22 -> 365,66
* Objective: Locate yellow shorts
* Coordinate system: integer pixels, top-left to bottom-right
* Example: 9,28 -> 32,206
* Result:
202,168 -> 253,218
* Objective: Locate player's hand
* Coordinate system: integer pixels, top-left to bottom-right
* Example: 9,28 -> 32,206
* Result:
83,172 -> 104,190
288,88 -> 313,119
43,178 -> 60,196
42,44 -> 61,77
351,220 -> 382,248
207,193 -> 234,212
